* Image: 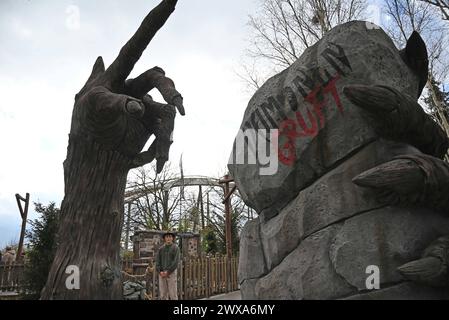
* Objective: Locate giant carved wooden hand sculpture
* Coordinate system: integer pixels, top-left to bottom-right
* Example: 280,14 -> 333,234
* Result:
73,1 -> 184,173
41,0 -> 182,299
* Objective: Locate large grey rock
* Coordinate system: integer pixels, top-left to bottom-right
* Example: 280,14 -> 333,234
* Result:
255,225 -> 356,300
342,282 -> 449,300
330,207 -> 449,291
240,279 -> 258,300
248,206 -> 449,300
228,21 -> 421,220
123,280 -> 146,300
259,193 -> 304,270
237,218 -> 267,283
257,140 -> 421,271
235,21 -> 449,300
299,140 -> 421,237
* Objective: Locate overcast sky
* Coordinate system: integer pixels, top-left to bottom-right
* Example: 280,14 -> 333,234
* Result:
0,0 -> 401,248
0,0 -> 264,247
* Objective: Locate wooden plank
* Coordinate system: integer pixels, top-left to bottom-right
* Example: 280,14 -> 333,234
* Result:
207,256 -> 211,297
192,258 -> 196,299
216,255 -> 220,294
225,256 -> 228,293
213,256 -> 217,294
234,257 -> 237,290
200,257 -> 204,298
229,257 -> 233,292
178,259 -> 184,300
233,257 -> 237,291
194,258 -> 198,299
219,256 -> 222,292
181,258 -> 184,300
187,258 -> 191,300
194,257 -> 198,299
191,257 -> 195,299
0,266 -> 5,291
231,257 -> 235,291
197,257 -> 201,298
219,256 -> 223,294
189,258 -> 193,299
211,256 -> 216,295
202,257 -> 205,298
184,258 -> 187,300
196,257 -> 200,299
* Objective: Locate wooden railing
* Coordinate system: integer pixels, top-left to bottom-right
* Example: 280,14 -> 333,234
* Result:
179,255 -> 239,300
1,255 -> 239,300
0,263 -> 26,294
126,254 -> 239,300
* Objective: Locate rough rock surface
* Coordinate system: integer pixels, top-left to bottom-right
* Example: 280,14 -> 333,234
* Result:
238,218 -> 267,282
341,282 -> 449,300
232,21 -> 449,299
229,21 -> 421,220
123,280 -> 146,300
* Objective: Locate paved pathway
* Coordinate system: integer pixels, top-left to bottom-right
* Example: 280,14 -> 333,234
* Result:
201,290 -> 241,300
0,291 -> 20,300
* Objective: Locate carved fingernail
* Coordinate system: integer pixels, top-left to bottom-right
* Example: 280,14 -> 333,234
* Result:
126,100 -> 144,116
352,159 -> 423,191
397,257 -> 444,285
344,85 -> 397,113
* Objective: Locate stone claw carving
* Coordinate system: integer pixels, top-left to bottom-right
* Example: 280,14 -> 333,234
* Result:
353,153 -> 449,287
347,81 -> 449,288
353,154 -> 449,212
344,84 -> 449,159
397,236 -> 449,287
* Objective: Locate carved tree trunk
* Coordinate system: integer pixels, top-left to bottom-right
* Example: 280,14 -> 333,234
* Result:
40,0 -> 183,299
41,137 -> 129,299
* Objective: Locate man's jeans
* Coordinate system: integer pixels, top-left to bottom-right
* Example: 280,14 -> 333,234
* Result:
159,269 -> 178,300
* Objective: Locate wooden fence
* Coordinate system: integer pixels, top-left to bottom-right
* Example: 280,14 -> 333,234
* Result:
0,263 -> 25,294
1,255 -> 238,300
179,255 -> 239,300
127,254 -> 239,300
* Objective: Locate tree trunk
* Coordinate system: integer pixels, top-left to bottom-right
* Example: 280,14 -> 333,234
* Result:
427,79 -> 449,161
40,0 -> 182,299
40,135 -> 130,299
427,79 -> 449,134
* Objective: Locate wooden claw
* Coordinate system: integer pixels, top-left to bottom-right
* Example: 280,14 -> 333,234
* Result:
105,0 -> 178,87
352,159 -> 424,193
130,142 -> 157,169
398,257 -> 446,287
343,85 -> 398,113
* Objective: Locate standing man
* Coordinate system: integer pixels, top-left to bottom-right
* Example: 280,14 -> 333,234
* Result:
155,231 -> 180,300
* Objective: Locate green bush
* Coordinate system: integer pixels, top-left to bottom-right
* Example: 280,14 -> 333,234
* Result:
22,202 -> 60,299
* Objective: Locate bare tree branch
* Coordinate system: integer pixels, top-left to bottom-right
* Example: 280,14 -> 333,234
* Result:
240,0 -> 366,93
420,0 -> 449,20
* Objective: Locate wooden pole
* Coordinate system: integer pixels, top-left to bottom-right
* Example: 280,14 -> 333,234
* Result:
199,185 -> 204,230
15,193 -> 30,262
219,175 -> 234,261
206,192 -> 210,226
125,202 -> 131,251
219,174 -> 237,293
